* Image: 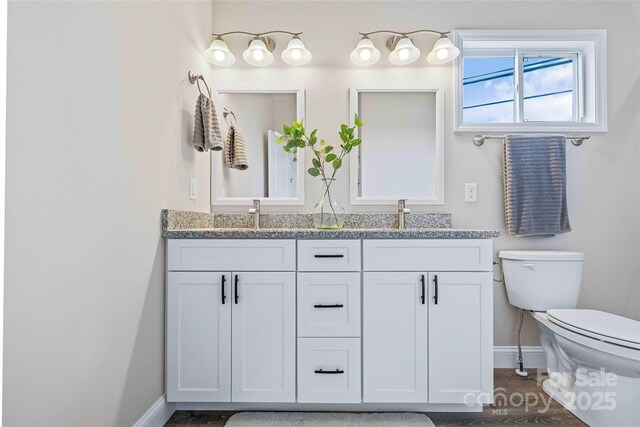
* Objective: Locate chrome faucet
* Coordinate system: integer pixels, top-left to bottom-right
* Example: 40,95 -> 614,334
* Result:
249,199 -> 261,230
398,199 -> 411,230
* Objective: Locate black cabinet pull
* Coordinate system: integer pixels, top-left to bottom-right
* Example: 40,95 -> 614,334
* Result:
313,304 -> 344,308
234,275 -> 239,304
314,254 -> 344,258
314,369 -> 344,374
433,274 -> 438,305
221,275 -> 226,304
420,275 -> 425,305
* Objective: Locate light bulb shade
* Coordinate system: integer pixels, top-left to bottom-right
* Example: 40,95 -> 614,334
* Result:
203,39 -> 235,66
388,37 -> 421,65
281,37 -> 312,65
427,37 -> 460,64
350,38 -> 381,66
243,39 -> 274,66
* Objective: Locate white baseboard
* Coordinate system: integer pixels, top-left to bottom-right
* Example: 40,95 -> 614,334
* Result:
133,394 -> 176,427
494,345 -> 546,369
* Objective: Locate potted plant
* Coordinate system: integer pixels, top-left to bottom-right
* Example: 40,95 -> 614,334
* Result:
278,115 -> 362,229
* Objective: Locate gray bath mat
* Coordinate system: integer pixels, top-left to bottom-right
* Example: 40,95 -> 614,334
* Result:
225,411 -> 435,426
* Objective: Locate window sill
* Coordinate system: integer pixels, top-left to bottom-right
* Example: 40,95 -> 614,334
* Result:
454,122 -> 607,133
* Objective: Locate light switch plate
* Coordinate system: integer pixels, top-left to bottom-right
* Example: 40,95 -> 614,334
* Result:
189,177 -> 197,200
465,183 -> 477,202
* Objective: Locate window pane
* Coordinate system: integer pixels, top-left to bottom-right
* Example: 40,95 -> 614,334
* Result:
463,57 -> 514,123
522,56 -> 575,122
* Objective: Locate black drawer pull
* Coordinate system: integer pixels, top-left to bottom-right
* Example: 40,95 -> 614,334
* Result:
433,274 -> 438,305
314,254 -> 344,258
221,275 -> 227,304
420,275 -> 425,305
313,304 -> 344,309
315,369 -> 344,374
234,275 -> 239,304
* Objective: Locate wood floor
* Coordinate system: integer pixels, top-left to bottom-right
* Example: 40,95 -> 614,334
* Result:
165,369 -> 585,426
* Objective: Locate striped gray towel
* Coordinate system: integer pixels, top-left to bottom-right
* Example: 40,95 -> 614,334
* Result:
224,125 -> 249,170
503,134 -> 571,236
192,94 -> 223,152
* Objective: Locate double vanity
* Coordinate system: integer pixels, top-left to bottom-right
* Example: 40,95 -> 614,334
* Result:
163,210 -> 499,412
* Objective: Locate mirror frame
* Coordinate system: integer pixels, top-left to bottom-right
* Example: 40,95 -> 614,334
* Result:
349,85 -> 445,205
210,86 -> 305,206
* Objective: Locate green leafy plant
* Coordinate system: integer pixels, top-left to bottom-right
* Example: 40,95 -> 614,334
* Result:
277,114 -> 362,180
277,115 -> 362,228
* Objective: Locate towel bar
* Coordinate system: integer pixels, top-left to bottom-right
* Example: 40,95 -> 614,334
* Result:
473,134 -> 590,147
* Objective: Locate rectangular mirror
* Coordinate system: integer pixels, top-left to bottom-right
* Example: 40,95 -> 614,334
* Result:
349,86 -> 444,205
211,87 -> 305,206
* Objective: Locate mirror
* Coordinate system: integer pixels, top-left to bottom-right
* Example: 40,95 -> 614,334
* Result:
349,86 -> 444,205
211,87 -> 305,206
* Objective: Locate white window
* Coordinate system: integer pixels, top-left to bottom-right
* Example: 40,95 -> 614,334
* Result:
453,30 -> 607,132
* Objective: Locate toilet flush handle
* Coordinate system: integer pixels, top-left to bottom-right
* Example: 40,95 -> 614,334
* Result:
522,263 -> 536,270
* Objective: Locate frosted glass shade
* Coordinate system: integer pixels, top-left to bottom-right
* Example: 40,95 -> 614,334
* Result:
350,38 -> 381,66
203,39 -> 235,66
281,37 -> 312,66
243,39 -> 274,66
427,37 -> 460,64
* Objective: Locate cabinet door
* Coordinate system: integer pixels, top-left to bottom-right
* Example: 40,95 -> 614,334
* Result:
232,272 -> 296,402
363,272 -> 427,403
428,272 -> 493,403
167,272 -> 231,402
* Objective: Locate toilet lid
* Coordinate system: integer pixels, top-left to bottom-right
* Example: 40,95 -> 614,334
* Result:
548,309 -> 640,348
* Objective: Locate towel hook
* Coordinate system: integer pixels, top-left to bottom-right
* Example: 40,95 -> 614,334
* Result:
187,71 -> 211,98
223,108 -> 237,127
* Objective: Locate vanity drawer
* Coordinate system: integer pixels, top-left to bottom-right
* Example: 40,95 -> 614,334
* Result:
297,338 -> 361,403
297,273 -> 360,337
297,240 -> 361,272
363,239 -> 492,272
167,239 -> 296,271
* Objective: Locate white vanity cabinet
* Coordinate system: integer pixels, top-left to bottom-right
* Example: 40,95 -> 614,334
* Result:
427,272 -> 493,403
167,271 -> 231,402
167,240 -> 296,403
361,240 -> 494,405
363,272 -> 428,402
166,238 -> 493,410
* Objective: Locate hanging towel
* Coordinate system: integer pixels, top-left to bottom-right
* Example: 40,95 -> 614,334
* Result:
503,134 -> 571,236
192,93 -> 223,152
224,125 -> 249,170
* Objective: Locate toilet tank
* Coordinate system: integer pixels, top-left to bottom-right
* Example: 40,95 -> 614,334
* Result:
499,251 -> 584,311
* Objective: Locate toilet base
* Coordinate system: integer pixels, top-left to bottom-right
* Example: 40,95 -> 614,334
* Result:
534,312 -> 640,427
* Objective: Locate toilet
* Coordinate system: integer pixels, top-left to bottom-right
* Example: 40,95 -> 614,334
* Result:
499,250 -> 640,427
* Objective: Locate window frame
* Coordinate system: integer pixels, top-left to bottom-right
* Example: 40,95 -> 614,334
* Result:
453,30 -> 607,133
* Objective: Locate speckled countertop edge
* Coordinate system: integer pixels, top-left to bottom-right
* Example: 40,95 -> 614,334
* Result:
164,227 -> 500,239
161,209 -> 500,239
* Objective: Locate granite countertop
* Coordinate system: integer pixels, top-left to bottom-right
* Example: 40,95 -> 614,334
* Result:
164,227 -> 499,239
162,210 -> 500,239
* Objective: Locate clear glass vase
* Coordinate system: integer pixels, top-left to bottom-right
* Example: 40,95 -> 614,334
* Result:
313,178 -> 346,229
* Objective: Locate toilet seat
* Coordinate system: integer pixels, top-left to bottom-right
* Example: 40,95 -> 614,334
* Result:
547,309 -> 640,350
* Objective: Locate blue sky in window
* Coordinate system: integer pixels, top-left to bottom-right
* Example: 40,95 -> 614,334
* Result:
463,56 -> 574,123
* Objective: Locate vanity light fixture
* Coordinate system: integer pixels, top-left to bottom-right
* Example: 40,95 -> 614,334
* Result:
203,38 -> 235,67
426,35 -> 460,64
350,36 -> 382,66
204,31 -> 310,67
388,36 -> 421,65
281,36 -> 312,66
351,30 -> 459,66
243,38 -> 275,66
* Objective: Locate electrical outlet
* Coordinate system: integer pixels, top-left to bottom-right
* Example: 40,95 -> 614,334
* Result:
465,183 -> 477,202
189,177 -> 197,200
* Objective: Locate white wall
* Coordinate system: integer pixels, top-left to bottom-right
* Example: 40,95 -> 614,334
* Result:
211,1 -> 640,346
4,1 -> 211,425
